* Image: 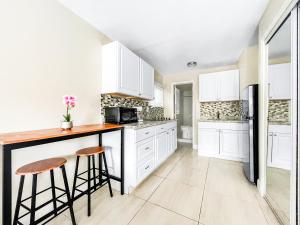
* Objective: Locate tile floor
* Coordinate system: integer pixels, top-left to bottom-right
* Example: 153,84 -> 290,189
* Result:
49,143 -> 280,225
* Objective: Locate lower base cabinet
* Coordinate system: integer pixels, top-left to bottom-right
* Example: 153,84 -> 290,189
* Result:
125,121 -> 177,194
198,122 -> 247,161
198,129 -> 220,156
267,125 -> 292,170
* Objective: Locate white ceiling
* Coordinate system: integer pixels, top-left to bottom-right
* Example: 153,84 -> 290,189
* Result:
58,0 -> 269,75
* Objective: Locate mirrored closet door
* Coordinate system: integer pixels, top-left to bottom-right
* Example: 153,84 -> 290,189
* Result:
266,5 -> 298,225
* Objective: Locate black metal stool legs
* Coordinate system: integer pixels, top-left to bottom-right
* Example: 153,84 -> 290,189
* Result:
98,153 -> 103,186
30,174 -> 37,225
61,165 -> 77,225
72,156 -> 80,201
102,152 -> 113,197
13,175 -> 25,225
92,155 -> 97,192
87,155 -> 91,217
50,170 -> 58,216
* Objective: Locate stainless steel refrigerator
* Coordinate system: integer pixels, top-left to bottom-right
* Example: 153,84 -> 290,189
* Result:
242,84 -> 259,184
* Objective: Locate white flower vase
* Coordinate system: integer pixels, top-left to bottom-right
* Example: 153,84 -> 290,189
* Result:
61,121 -> 73,130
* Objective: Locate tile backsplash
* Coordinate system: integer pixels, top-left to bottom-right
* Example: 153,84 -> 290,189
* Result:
199,99 -> 290,123
268,100 -> 290,123
199,101 -> 242,120
100,94 -> 164,120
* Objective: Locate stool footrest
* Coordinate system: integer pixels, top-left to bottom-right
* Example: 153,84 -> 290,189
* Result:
17,186 -> 68,221
73,179 -> 109,199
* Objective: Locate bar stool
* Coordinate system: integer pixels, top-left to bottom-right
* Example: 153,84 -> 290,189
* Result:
13,158 -> 76,225
72,146 -> 113,217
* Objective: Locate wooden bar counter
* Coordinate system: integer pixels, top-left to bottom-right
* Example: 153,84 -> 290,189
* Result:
0,123 -> 124,225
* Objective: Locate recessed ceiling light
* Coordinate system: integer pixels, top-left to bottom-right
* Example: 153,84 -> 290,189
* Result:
187,61 -> 197,68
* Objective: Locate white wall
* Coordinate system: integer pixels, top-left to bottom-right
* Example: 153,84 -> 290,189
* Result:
238,45 -> 259,95
0,1 -> 112,223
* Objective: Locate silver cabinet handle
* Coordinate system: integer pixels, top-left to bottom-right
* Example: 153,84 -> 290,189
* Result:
145,147 -> 150,150
273,134 -> 277,136
145,132 -> 150,134
145,165 -> 150,170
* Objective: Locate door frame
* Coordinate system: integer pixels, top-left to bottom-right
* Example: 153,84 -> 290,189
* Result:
260,1 -> 299,224
171,81 -> 195,148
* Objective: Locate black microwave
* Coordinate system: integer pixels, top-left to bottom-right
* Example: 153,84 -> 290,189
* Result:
104,107 -> 138,124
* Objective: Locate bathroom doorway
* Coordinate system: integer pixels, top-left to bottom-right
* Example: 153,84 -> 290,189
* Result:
174,83 -> 193,144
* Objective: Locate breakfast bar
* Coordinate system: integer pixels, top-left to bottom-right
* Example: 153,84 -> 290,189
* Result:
0,124 -> 124,225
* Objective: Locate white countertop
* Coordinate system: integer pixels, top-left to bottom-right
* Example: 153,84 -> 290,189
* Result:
124,120 -> 177,130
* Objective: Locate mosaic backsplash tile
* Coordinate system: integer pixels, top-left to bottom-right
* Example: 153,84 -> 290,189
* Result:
268,100 -> 290,123
200,101 -> 242,120
100,94 -> 164,120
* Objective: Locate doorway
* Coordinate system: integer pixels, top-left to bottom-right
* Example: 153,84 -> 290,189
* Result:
174,83 -> 193,144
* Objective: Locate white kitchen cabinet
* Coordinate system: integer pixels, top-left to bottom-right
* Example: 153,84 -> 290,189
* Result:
156,132 -> 168,166
267,125 -> 292,170
199,69 -> 239,102
166,126 -> 177,156
220,130 -> 240,158
198,122 -> 247,161
139,59 -> 154,99
219,70 -> 239,101
268,63 -> 291,100
124,121 -> 177,193
199,73 -> 219,102
198,129 -> 220,156
149,83 -> 164,107
102,41 -> 154,99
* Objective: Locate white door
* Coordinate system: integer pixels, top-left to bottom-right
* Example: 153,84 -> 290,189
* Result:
139,59 -> 154,99
199,74 -> 218,102
219,70 -> 240,101
156,132 -> 168,166
268,63 -> 291,100
119,44 -> 140,96
272,132 -> 292,170
198,129 -> 219,155
220,130 -> 240,158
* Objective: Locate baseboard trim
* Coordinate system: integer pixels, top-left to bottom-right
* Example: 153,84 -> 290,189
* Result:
178,138 -> 192,143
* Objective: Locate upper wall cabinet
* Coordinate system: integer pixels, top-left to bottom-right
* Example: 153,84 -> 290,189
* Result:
199,69 -> 240,102
102,41 -> 154,100
139,59 -> 154,99
268,63 -> 291,100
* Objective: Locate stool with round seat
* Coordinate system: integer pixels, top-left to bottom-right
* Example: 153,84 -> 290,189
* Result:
13,157 -> 76,225
72,146 -> 113,217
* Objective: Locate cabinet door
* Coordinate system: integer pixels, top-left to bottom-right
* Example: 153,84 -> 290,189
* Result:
198,129 -> 219,155
172,127 -> 177,151
267,133 -> 273,167
199,74 -> 218,102
156,132 -> 168,166
268,63 -> 291,100
272,132 -> 292,170
220,130 -> 240,158
139,59 -> 154,99
219,70 -> 240,101
119,44 -> 140,96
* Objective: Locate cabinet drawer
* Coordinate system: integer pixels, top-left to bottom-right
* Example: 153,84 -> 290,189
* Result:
137,157 -> 155,181
156,124 -> 168,134
137,137 -> 155,162
136,127 -> 155,142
